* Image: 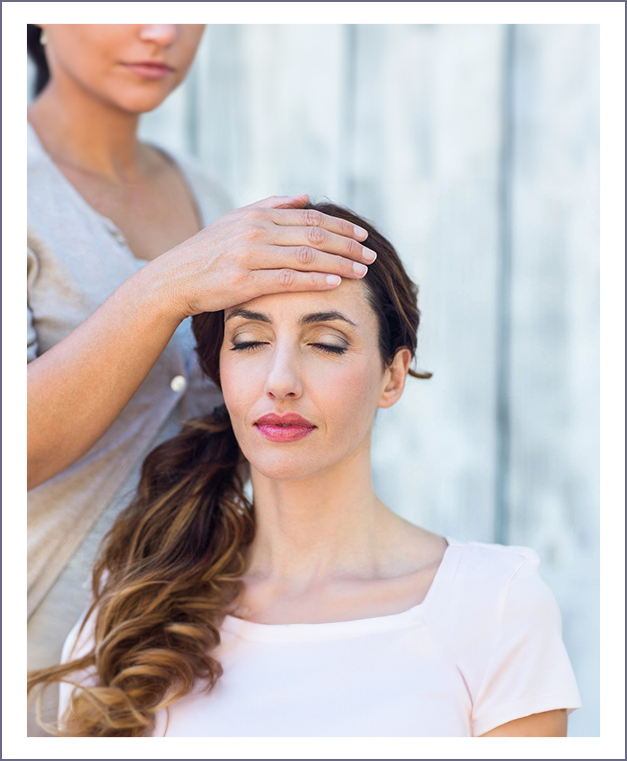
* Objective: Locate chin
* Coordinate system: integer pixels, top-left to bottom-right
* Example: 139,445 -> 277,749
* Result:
247,454 -> 324,483
115,91 -> 173,115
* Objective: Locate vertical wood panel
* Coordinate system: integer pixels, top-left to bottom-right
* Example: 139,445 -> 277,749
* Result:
193,24 -> 244,194
351,25 -> 505,543
509,24 -> 599,737
184,25 -> 349,203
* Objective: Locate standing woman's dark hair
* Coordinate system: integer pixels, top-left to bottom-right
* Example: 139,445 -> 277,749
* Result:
27,25 -> 50,97
27,200 -> 432,736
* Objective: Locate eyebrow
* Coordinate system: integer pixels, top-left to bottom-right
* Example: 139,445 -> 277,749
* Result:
224,308 -> 358,328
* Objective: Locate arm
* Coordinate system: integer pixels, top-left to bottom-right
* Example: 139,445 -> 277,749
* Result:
27,264 -> 181,490
478,708 -> 568,737
28,196 -> 373,490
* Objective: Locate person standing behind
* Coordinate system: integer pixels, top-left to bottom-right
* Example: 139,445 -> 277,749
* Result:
27,23 -> 374,734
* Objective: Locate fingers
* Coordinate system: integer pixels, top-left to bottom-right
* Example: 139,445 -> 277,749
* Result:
243,194 -> 310,210
248,268 -> 343,297
266,207 -> 370,243
265,224 -> 377,265
245,244 -> 369,281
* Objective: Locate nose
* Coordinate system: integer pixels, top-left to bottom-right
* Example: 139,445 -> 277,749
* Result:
263,346 -> 304,402
138,25 -> 177,47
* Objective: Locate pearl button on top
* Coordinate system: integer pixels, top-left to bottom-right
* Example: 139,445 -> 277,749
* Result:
170,375 -> 187,393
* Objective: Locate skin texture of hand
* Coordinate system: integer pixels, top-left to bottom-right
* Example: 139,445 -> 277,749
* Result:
145,194 -> 377,321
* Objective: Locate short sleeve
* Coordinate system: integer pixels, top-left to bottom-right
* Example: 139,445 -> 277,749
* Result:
27,246 -> 40,363
471,552 -> 583,736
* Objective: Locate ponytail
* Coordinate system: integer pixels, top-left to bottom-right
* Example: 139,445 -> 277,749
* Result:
28,403 -> 254,737
28,197 -> 432,735
27,24 -> 50,97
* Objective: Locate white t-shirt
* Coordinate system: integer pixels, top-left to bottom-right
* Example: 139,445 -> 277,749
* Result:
58,537 -> 582,736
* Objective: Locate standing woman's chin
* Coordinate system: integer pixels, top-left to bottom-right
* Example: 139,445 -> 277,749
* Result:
110,71 -> 182,115
35,24 -> 206,115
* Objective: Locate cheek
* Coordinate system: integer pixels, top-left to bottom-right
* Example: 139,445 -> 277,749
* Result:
52,31 -> 103,81
310,360 -> 379,445
58,29 -> 182,109
179,28 -> 205,64
219,347 -> 378,432
218,351 -> 254,410
62,26 -> 122,67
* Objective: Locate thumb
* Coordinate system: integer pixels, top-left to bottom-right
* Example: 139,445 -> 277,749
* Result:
243,194 -> 310,210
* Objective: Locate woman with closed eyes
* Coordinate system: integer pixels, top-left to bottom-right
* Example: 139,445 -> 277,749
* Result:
28,201 -> 582,737
26,23 -> 371,735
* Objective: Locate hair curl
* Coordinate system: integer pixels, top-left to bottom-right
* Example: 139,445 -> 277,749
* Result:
27,200 -> 432,736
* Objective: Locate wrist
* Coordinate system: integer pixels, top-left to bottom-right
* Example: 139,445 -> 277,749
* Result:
124,260 -> 187,330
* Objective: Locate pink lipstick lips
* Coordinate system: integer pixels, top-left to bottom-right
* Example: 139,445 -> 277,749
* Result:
254,412 -> 317,443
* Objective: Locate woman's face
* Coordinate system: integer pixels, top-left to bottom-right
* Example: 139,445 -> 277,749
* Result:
220,279 -> 407,482
38,24 -> 205,113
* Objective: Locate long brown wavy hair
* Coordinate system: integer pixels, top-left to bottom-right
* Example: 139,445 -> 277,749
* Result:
27,201 -> 432,736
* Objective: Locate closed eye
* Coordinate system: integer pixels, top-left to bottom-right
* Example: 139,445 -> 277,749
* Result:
230,341 -> 346,356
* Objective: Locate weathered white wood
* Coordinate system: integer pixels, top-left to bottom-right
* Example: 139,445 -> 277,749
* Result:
508,24 -> 600,738
187,24 -> 243,194
351,25 -> 505,546
195,24 -> 344,204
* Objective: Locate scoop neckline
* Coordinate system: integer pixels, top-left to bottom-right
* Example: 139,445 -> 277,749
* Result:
26,118 -> 206,255
220,536 -> 461,642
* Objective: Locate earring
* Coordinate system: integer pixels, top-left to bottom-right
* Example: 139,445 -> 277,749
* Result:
40,28 -> 48,46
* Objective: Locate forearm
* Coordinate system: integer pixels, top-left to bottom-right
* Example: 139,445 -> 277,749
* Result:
27,194 -> 373,489
27,264 -> 184,490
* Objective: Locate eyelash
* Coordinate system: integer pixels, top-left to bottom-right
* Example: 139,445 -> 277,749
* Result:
230,341 -> 347,356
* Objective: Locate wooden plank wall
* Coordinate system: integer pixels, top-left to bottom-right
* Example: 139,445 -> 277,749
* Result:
28,23 -> 600,737
507,24 -> 600,739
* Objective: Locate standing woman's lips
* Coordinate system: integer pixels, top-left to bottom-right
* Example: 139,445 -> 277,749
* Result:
122,62 -> 173,79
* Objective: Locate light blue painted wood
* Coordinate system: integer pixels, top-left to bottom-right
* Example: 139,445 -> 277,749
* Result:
508,24 -> 599,737
351,25 -> 505,546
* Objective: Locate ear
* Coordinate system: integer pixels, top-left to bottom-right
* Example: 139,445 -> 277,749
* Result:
377,347 -> 412,410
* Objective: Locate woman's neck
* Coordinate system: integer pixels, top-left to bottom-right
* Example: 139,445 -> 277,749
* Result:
27,81 -> 146,182
244,451 -> 419,592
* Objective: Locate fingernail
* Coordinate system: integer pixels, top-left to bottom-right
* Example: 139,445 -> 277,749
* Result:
353,225 -> 369,240
363,248 -> 377,263
353,262 -> 368,276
